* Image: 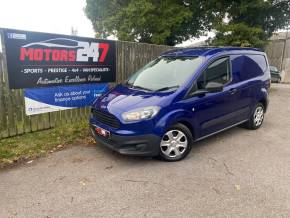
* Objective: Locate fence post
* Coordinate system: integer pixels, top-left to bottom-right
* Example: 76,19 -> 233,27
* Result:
0,30 -> 17,138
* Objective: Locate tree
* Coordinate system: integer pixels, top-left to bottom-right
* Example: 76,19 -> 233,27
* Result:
85,0 -> 219,45
211,0 -> 290,48
211,23 -> 267,48
85,0 -> 290,47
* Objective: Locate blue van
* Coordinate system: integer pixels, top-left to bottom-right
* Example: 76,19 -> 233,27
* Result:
90,47 -> 270,161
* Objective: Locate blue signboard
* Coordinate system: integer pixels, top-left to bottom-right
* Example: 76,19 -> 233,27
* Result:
2,28 -> 116,89
24,84 -> 109,115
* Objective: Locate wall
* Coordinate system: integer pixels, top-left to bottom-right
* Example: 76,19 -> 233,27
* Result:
265,32 -> 290,82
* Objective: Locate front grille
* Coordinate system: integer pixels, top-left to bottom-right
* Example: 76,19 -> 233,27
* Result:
91,108 -> 120,128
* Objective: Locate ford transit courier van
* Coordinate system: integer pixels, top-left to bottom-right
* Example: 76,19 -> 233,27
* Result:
90,47 -> 270,161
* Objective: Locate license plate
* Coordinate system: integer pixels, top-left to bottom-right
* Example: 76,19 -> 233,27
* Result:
94,125 -> 110,138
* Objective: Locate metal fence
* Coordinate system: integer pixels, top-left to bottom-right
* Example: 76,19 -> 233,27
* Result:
0,36 -> 171,139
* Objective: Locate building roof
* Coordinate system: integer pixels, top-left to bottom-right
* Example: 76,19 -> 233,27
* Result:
161,46 -> 262,57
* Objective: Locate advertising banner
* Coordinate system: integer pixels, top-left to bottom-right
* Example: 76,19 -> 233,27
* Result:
2,28 -> 116,89
24,84 -> 109,115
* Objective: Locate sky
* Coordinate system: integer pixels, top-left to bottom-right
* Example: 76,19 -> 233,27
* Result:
0,0 -> 95,37
0,0 -> 207,47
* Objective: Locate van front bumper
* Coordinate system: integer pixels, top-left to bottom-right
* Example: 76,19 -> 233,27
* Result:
90,124 -> 160,157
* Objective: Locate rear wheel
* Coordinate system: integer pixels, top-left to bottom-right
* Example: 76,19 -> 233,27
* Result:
159,123 -> 193,161
244,103 -> 265,130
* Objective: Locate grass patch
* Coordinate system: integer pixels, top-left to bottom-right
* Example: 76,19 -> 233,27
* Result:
0,121 -> 93,168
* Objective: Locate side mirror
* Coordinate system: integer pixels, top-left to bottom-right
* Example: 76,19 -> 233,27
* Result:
205,82 -> 223,93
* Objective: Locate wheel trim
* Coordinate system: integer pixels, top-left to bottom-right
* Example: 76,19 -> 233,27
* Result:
160,130 -> 188,158
254,106 -> 264,126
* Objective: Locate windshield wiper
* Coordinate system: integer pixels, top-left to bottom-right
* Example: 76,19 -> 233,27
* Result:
124,82 -> 153,91
132,85 -> 153,91
155,85 -> 180,92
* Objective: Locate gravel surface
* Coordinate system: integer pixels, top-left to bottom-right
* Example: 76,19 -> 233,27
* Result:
1,83 -> 290,218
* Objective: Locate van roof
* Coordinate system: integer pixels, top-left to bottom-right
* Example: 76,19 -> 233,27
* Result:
161,46 -> 263,57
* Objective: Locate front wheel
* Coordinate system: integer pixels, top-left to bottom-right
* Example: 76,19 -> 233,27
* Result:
159,123 -> 193,161
244,103 -> 265,130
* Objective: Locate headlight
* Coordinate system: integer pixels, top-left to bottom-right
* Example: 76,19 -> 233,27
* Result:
122,106 -> 160,122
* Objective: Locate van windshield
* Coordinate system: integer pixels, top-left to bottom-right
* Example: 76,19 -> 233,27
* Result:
126,56 -> 203,91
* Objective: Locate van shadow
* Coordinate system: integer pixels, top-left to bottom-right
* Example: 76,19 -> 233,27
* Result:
192,126 -> 246,149
93,141 -> 155,164
186,126 -> 249,159
92,126 -> 247,164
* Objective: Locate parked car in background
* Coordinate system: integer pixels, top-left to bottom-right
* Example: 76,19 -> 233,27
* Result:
90,47 -> 271,161
270,66 -> 282,83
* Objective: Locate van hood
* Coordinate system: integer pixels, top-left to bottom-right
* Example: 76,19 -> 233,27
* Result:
93,84 -> 174,115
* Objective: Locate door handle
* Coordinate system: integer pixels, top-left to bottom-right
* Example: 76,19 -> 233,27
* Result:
229,88 -> 238,95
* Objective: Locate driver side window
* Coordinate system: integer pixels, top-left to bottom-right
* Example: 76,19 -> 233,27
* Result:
196,57 -> 231,90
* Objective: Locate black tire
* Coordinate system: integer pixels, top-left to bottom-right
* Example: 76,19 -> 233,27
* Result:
278,78 -> 281,83
158,123 -> 193,162
244,103 -> 265,130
